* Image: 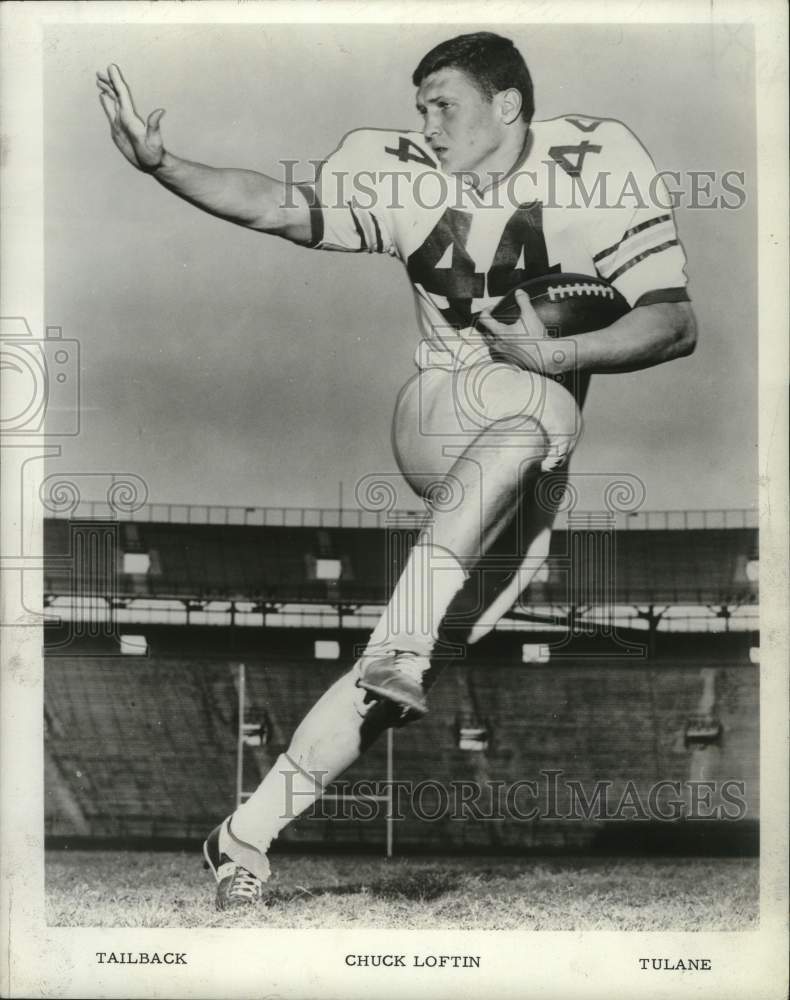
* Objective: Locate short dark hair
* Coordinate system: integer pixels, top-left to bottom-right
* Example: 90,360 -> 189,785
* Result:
412,32 -> 534,124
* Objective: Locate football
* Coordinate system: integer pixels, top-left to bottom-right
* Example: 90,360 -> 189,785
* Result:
489,272 -> 631,333
484,272 -> 631,404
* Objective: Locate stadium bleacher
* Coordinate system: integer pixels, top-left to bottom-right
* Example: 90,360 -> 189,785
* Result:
45,655 -> 238,838
44,518 -> 758,607
44,625 -> 758,848
43,508 -> 759,849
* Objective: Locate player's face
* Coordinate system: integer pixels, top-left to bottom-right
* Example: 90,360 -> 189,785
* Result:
416,68 -> 507,176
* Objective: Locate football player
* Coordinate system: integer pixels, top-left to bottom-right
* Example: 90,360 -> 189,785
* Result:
97,31 -> 696,908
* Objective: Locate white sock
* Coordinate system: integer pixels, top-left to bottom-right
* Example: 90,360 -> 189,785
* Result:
230,752 -> 326,853
365,540 -> 467,657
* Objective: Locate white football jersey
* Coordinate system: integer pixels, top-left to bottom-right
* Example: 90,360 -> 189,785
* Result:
303,115 -> 689,370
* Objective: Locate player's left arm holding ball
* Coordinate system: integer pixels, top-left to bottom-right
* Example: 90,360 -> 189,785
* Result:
480,286 -> 696,376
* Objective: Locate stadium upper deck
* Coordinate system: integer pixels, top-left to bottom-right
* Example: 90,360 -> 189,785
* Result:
43,504 -> 758,610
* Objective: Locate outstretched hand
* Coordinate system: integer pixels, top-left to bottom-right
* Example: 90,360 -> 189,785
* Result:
96,64 -> 166,172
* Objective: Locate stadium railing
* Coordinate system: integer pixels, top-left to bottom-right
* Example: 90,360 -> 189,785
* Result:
42,499 -> 758,532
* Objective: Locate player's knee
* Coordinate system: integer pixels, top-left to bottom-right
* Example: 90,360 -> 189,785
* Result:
476,366 -> 581,442
490,374 -> 583,472
480,371 -> 583,472
534,379 -> 583,471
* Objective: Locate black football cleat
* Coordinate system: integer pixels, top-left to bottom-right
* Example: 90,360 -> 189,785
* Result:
356,650 -> 431,717
203,817 -> 270,910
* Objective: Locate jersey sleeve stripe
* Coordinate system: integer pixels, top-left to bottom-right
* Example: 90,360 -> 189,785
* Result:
634,287 -> 690,307
596,223 -> 676,279
606,239 -> 680,283
370,212 -> 384,254
593,213 -> 673,264
295,184 -> 325,249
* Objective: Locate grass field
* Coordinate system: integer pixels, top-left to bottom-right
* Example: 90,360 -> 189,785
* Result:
46,851 -> 758,930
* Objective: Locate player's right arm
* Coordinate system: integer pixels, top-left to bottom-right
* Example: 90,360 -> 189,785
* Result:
96,65 -> 312,244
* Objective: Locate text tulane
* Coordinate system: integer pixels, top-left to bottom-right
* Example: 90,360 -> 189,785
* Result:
639,958 -> 711,971
96,952 -> 187,965
345,954 -> 480,968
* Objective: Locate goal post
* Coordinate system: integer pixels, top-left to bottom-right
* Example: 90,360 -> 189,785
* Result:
235,661 -> 246,812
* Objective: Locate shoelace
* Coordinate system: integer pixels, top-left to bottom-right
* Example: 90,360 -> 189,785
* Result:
228,866 -> 261,902
394,652 -> 429,682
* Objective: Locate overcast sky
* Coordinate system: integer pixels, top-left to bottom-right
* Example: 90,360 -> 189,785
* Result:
44,21 -> 757,515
